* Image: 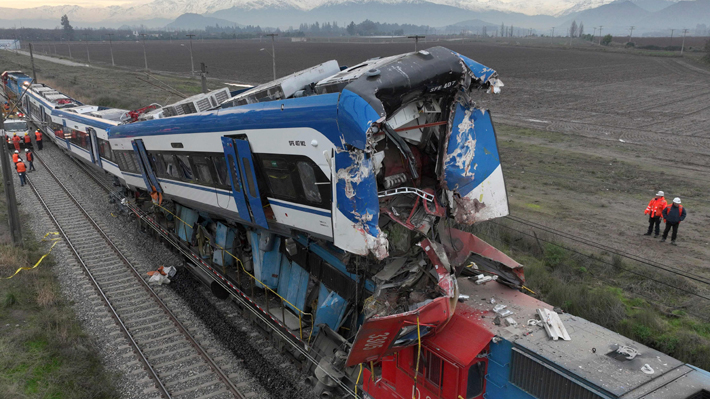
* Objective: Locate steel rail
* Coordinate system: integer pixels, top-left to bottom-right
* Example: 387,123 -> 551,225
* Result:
29,152 -> 246,399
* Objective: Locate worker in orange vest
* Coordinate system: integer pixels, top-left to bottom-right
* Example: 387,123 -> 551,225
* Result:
661,198 -> 687,245
23,132 -> 31,149
12,133 -> 21,152
12,150 -> 21,163
35,129 -> 43,150
643,190 -> 667,237
15,159 -> 27,186
25,148 -> 35,171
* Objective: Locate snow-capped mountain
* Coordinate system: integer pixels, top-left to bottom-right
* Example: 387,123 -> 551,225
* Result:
0,0 -> 621,23
0,0 -> 692,30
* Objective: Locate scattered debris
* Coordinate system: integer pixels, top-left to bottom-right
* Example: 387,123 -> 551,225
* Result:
147,265 -> 176,285
505,317 -> 518,327
616,345 -> 640,360
537,308 -> 571,341
641,364 -> 655,375
474,274 -> 498,285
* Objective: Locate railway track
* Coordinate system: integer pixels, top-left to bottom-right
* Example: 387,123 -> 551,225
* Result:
26,152 -> 248,399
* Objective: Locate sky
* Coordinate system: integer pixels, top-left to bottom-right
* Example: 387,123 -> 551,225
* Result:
2,0 -> 137,7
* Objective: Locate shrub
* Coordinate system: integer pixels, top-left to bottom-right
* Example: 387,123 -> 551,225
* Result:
602,34 -> 613,46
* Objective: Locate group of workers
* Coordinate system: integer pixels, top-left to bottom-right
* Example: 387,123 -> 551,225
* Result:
12,148 -> 35,187
10,129 -> 43,152
644,191 -> 688,245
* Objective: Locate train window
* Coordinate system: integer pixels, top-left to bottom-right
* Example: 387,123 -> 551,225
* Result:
152,154 -> 168,177
162,155 -> 182,179
426,353 -> 444,389
393,325 -> 432,348
115,152 -> 126,170
192,156 -> 214,184
176,154 -> 194,180
466,362 -> 485,398
262,158 -> 297,200
212,156 -> 229,187
297,162 -> 321,203
242,158 -> 257,198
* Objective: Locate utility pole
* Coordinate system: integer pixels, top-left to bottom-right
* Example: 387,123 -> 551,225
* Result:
186,34 -> 196,75
670,28 -> 675,46
0,115 -> 24,247
83,33 -> 90,65
681,28 -> 689,55
593,26 -> 597,41
407,35 -> 425,51
264,33 -> 277,81
67,39 -> 72,59
200,62 -> 208,94
29,43 -> 37,83
140,33 -> 148,70
598,26 -> 603,45
107,33 -> 115,66
628,26 -> 635,43
551,27 -> 555,37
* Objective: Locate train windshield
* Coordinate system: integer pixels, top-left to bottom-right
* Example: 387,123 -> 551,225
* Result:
4,121 -> 27,131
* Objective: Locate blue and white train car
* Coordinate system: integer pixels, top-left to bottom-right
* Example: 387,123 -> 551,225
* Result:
108,46 -> 507,258
20,82 -> 126,180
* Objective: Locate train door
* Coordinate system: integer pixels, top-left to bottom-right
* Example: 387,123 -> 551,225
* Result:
62,120 -> 71,151
131,139 -> 161,193
87,128 -> 101,166
221,137 -> 269,229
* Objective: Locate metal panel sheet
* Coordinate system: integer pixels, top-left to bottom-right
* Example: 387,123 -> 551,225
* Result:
312,283 -> 347,335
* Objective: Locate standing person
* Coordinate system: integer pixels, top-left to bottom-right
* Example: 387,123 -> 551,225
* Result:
661,197 -> 687,245
35,129 -> 43,151
12,133 -> 21,152
12,150 -> 21,163
644,191 -> 667,237
25,148 -> 35,171
15,159 -> 27,187
23,132 -> 31,149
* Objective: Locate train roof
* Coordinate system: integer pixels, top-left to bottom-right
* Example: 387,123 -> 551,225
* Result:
454,281 -> 700,399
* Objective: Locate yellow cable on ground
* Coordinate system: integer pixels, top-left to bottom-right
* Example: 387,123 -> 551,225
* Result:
2,232 -> 60,279
522,285 -> 536,294
355,363 -> 363,396
412,313 -> 421,399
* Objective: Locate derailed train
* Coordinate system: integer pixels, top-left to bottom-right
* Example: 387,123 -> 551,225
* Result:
4,48 -> 710,399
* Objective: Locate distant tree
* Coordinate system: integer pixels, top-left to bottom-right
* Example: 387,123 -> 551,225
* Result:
509,25 -> 514,37
601,34 -> 612,46
570,20 -> 577,37
579,22 -> 584,37
347,21 -> 356,36
61,14 -> 74,40
500,22 -> 505,37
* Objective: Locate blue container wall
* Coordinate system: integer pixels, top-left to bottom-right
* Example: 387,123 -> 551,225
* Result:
485,339 -> 538,399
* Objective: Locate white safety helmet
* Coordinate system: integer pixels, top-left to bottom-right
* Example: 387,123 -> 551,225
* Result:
14,150 -> 19,153
24,148 -> 29,152
673,197 -> 681,204
656,191 -> 664,197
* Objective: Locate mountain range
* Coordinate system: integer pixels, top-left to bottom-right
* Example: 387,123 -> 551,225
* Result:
0,0 -> 707,35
